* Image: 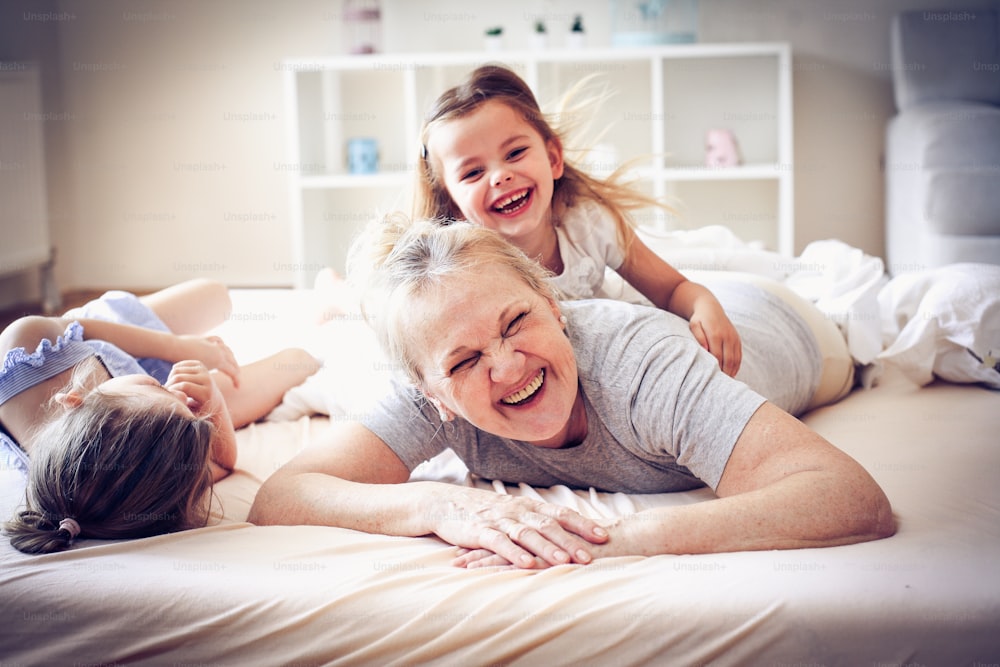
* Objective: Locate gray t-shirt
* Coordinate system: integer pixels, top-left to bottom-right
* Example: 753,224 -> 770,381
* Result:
361,286 -> 821,493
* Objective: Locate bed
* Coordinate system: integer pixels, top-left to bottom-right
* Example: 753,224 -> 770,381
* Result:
2,235 -> 999,666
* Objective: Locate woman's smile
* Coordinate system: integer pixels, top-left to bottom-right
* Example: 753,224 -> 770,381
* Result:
407,265 -> 580,447
500,368 -> 545,406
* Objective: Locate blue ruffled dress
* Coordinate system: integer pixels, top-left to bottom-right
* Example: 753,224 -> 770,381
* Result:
0,291 -> 173,476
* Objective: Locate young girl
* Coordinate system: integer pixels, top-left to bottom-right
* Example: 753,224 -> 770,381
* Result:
415,64 -> 742,376
1,279 -> 320,554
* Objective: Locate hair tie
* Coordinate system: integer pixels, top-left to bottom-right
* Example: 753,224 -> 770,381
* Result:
58,517 -> 81,540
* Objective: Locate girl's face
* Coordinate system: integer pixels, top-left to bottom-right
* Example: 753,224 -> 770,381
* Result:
407,263 -> 582,447
426,99 -> 565,247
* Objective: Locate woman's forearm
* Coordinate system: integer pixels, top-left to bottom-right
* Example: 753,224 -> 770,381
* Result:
597,469 -> 895,558
248,421 -> 607,567
249,470 -> 609,567
595,401 -> 895,558
249,470 -> 434,535
586,402 -> 897,560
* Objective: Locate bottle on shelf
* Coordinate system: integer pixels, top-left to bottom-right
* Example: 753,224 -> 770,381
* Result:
342,0 -> 382,55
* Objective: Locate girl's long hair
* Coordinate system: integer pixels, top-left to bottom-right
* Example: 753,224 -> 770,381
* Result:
4,360 -> 215,554
415,63 -> 672,252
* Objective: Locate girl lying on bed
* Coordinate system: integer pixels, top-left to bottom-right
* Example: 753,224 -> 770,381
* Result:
249,217 -> 895,569
1,279 -> 320,554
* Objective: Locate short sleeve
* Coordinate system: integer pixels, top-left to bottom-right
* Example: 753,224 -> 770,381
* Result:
565,298 -> 766,491
359,378 -> 456,472
629,334 -> 766,490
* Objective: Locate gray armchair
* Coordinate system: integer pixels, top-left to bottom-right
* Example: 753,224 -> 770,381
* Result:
885,9 -> 1000,274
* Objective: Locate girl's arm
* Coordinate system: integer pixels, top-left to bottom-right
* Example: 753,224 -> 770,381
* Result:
59,317 -> 240,383
456,402 -> 896,568
165,361 -> 237,481
616,232 -> 742,376
248,421 -> 609,568
0,315 -> 67,356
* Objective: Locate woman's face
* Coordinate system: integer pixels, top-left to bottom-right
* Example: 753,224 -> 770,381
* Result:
426,99 -> 564,247
407,263 -> 581,447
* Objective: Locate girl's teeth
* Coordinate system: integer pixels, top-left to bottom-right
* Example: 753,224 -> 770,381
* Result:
501,370 -> 544,405
494,191 -> 528,212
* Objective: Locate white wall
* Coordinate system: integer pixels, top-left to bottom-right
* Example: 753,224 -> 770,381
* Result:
699,0 -> 997,274
0,0 -> 994,302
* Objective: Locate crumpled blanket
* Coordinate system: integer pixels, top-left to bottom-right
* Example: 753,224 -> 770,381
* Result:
876,263 -> 1000,389
782,240 -> 887,367
626,226 -> 998,391
264,316 -> 393,422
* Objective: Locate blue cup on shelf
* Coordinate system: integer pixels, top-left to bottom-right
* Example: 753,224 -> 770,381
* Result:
347,137 -> 379,174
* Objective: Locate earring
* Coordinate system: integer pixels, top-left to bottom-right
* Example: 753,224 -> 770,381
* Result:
429,398 -> 454,423
559,314 -> 568,327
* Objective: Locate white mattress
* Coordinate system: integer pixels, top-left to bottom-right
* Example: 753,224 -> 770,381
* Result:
1,287 -> 998,665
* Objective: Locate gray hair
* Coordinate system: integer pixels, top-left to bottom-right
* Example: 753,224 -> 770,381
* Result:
348,214 -> 557,384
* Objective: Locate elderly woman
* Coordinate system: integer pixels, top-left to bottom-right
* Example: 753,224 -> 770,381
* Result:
249,217 -> 895,569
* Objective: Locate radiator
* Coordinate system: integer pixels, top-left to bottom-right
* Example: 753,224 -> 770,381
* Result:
0,61 -> 59,312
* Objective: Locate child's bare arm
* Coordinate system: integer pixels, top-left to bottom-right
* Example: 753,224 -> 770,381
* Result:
58,317 -> 240,385
669,283 -> 742,376
616,234 -> 742,376
165,360 -> 237,481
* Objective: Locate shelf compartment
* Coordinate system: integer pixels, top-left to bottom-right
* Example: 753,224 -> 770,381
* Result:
283,43 -> 794,284
660,55 -> 781,168
663,179 -> 780,250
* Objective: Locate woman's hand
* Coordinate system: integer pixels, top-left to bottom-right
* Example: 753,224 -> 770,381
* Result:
453,515 -> 639,569
175,335 -> 241,387
427,487 -> 608,569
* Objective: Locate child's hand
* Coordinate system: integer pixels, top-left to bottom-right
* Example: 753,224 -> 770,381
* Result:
689,311 -> 742,377
165,360 -> 228,419
165,360 -> 238,479
177,335 -> 240,388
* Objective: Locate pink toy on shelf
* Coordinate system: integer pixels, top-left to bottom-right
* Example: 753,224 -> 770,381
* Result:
705,128 -> 742,167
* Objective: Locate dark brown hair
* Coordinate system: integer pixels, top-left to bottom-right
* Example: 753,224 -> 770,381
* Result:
4,381 -> 215,554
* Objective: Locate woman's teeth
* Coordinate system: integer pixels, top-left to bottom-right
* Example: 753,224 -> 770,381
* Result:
501,370 -> 544,405
493,190 -> 529,214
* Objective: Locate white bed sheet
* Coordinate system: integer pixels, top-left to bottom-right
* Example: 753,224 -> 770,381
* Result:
1,287 -> 998,666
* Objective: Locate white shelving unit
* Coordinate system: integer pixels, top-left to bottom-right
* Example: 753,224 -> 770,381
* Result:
282,43 -> 792,287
